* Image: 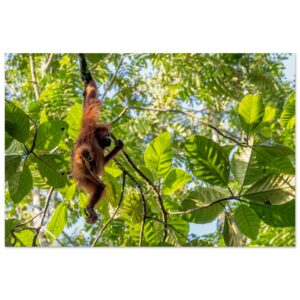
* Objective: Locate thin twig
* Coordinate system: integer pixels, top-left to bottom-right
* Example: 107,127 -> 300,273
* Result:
113,159 -> 146,246
44,54 -> 54,74
15,210 -> 45,228
168,196 -> 234,215
145,216 -> 192,246
111,105 -> 246,147
101,56 -> 124,100
32,187 -> 54,246
29,54 -> 41,99
92,172 -> 126,247
120,149 -> 168,241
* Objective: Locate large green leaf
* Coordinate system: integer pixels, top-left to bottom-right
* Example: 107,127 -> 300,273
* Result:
238,94 -> 264,133
231,147 -> 264,189
234,204 -> 260,240
251,200 -> 295,227
185,135 -> 229,186
254,145 -> 295,175
280,92 -> 295,130
243,174 -> 295,205
122,191 -> 143,224
5,155 -> 22,181
144,131 -> 172,179
46,202 -> 68,242
35,120 -> 68,151
223,214 -> 242,247
66,103 -> 82,140
8,164 -> 33,203
36,154 -> 68,188
5,101 -> 30,143
181,187 -> 226,224
102,173 -> 121,208
162,168 -> 191,195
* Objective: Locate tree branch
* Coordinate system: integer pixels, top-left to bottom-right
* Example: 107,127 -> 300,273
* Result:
101,56 -> 124,100
113,159 -> 147,246
32,187 -> 54,246
29,54 -> 41,99
145,216 -> 192,247
168,196 -> 235,215
111,105 -> 246,147
92,172 -> 126,247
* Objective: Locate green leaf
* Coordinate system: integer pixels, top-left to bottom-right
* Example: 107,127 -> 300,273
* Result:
36,154 -> 68,188
35,120 -> 68,151
144,132 -> 172,179
162,168 -> 191,195
165,215 -> 190,246
185,135 -> 229,186
5,132 -> 13,149
105,162 -> 123,178
14,229 -> 36,247
181,187 -> 226,224
280,92 -> 295,130
234,205 -> 260,240
63,182 -> 77,201
243,174 -> 295,205
102,173 -> 121,207
66,103 -> 82,140
8,164 -> 33,203
5,219 -> 17,241
5,101 -> 30,143
231,147 -> 265,189
251,200 -> 295,227
28,101 -> 41,122
254,145 -> 295,175
122,191 -> 143,224
46,202 -> 68,242
5,155 -> 22,181
262,106 -> 276,123
223,214 -> 242,247
238,94 -> 264,133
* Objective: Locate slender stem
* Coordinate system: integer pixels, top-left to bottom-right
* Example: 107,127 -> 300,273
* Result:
145,216 -> 192,246
32,187 -> 54,246
92,172 -> 126,247
101,56 -> 124,100
168,196 -> 234,215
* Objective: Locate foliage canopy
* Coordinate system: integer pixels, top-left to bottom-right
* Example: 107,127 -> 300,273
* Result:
5,53 -> 295,247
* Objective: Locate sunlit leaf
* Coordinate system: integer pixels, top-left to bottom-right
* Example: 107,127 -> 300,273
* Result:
243,174 -> 295,205
14,229 -> 36,247
185,135 -> 229,186
280,91 -> 295,130
238,94 -> 264,133
162,168 -> 191,195
66,103 -> 82,140
144,131 -> 172,179
46,202 -> 68,242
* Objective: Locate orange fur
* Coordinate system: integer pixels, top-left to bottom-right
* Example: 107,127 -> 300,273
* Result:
71,79 -> 123,224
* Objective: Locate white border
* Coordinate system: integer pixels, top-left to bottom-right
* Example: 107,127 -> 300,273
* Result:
0,1 -> 299,299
